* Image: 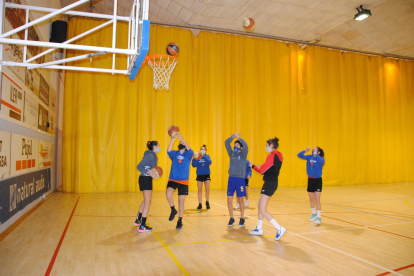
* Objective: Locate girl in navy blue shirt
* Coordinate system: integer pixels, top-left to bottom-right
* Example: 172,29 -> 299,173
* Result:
298,146 -> 325,225
192,145 -> 212,210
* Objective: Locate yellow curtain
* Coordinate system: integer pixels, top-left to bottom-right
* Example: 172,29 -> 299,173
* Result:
63,18 -> 414,193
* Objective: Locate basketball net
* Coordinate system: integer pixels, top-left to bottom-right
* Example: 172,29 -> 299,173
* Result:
146,55 -> 178,90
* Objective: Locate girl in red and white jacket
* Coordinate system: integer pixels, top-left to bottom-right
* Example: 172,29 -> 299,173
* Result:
248,137 -> 286,241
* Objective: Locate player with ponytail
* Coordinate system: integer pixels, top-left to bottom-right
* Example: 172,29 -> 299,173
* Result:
135,140 -> 161,232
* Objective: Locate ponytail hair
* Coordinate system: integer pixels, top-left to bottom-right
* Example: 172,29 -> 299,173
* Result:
201,144 -> 207,151
147,141 -> 159,150
267,137 -> 279,149
317,147 -> 324,157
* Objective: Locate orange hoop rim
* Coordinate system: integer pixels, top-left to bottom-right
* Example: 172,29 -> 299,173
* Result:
144,54 -> 177,64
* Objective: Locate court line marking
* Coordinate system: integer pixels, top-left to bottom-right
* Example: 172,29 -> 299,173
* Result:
330,197 -> 413,204
0,192 -> 56,243
167,221 -> 414,246
405,198 -> 414,208
72,211 -> 359,219
336,206 -> 414,219
126,195 -> 189,276
323,215 -> 414,240
197,194 -> 403,276
277,194 -> 412,222
45,196 -> 80,276
376,263 -> 414,276
168,237 -> 255,246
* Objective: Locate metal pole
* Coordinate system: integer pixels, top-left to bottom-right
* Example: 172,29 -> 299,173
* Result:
27,19 -> 114,63
0,38 -> 136,54
1,0 -> 90,38
23,8 -> 28,62
0,0 -> 4,104
5,3 -> 129,22
28,51 -> 106,69
112,0 -> 118,74
2,61 -> 128,74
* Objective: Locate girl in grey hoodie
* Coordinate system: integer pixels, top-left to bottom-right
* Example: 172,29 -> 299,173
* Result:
135,141 -> 160,232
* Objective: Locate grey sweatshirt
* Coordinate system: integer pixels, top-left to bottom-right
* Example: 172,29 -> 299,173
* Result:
225,136 -> 248,178
136,150 -> 158,176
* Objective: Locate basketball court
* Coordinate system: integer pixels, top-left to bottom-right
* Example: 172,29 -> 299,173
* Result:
0,0 -> 413,275
1,184 -> 413,275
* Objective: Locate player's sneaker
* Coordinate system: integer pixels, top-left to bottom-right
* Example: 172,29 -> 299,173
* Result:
275,227 -> 286,241
138,225 -> 153,232
239,218 -> 245,226
249,228 -> 264,235
206,201 -> 210,209
235,203 -> 240,210
228,217 -> 235,226
196,203 -> 202,210
315,217 -> 321,225
134,219 -> 141,226
176,219 -> 183,230
245,199 -> 249,207
169,209 -> 178,221
309,214 -> 317,222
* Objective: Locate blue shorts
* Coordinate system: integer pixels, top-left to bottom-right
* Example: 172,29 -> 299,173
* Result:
227,176 -> 246,197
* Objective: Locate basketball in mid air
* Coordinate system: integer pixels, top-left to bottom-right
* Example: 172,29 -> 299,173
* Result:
167,43 -> 179,56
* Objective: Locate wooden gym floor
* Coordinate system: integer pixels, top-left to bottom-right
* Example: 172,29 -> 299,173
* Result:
0,182 -> 413,276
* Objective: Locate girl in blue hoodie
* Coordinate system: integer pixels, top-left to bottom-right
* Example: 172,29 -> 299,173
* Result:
298,147 -> 325,225
135,141 -> 161,232
192,145 -> 212,210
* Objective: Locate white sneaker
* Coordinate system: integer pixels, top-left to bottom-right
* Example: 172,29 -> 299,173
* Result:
309,214 -> 317,222
245,199 -> 249,207
249,228 -> 263,235
275,227 -> 286,241
235,203 -> 240,209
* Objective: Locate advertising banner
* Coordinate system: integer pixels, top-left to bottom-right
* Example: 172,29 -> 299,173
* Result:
0,168 -> 51,224
38,140 -> 53,168
1,72 -> 24,122
39,74 -> 49,107
38,104 -> 48,132
0,131 -> 11,180
10,133 -> 38,177
23,91 -> 39,129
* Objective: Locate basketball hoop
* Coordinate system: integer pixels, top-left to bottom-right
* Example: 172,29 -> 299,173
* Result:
146,54 -> 178,90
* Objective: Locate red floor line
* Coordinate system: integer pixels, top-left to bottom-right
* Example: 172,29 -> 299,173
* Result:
0,192 -> 56,242
44,196 -> 80,276
375,263 -> 414,276
323,215 -> 365,227
324,215 -> 414,240
339,205 -> 414,218
366,227 -> 414,241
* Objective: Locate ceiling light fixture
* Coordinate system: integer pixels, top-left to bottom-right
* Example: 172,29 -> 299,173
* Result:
354,5 -> 372,21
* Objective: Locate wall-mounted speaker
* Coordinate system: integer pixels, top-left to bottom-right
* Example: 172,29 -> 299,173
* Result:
50,20 -> 67,43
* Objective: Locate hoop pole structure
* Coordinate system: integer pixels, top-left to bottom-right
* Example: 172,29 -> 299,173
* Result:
1,0 -> 90,38
135,2 -> 139,51
27,19 -> 114,63
0,0 -> 3,93
4,3 -> 130,22
2,61 -> 128,74
23,8 -> 29,62
0,38 -> 136,55
128,19 -> 150,80
127,7 -> 132,69
27,51 -> 106,69
112,0 -> 118,74
142,0 -> 149,20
